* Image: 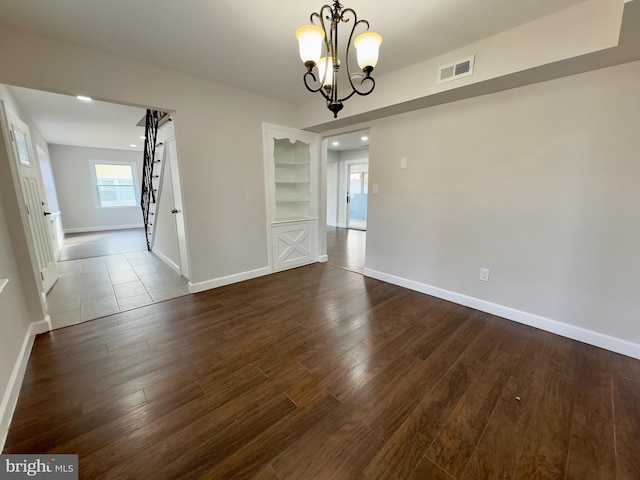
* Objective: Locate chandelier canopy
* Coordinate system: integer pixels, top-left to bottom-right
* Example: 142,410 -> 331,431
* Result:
296,1 -> 382,118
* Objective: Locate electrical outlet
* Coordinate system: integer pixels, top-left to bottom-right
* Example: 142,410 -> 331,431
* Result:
479,268 -> 490,282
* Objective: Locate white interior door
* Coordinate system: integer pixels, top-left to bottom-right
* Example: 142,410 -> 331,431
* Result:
2,105 -> 58,293
165,137 -> 190,280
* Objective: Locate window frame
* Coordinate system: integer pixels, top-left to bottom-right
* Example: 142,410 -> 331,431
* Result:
90,160 -> 140,209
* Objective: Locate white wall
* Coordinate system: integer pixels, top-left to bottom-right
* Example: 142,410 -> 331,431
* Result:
300,0 -> 625,128
49,144 -> 144,232
36,146 -> 60,213
0,190 -> 33,447
364,60 -> 640,356
0,85 -> 49,448
0,23 -> 298,287
326,150 -> 339,226
36,146 -> 64,256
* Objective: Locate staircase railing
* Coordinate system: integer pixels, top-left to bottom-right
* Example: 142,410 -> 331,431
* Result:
141,109 -> 163,251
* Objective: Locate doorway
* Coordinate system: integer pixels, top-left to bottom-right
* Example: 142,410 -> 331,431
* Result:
58,228 -> 146,261
347,162 -> 368,230
47,233 -> 189,329
3,85 -> 191,329
325,129 -> 369,273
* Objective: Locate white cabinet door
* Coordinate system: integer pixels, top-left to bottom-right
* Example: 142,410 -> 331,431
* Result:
271,221 -> 316,272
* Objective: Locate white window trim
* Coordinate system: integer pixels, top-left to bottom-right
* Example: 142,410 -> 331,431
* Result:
89,160 -> 140,209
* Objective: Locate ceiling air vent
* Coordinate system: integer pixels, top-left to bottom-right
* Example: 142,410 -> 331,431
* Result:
438,55 -> 475,84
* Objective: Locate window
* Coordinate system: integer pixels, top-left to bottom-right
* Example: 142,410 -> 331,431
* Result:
91,162 -> 138,208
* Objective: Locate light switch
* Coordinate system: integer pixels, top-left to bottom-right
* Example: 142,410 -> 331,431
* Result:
479,268 -> 490,282
400,157 -> 408,169
372,183 -> 379,194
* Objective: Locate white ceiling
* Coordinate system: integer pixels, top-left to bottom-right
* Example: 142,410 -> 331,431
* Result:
8,86 -> 147,152
0,0 -> 588,151
327,129 -> 369,152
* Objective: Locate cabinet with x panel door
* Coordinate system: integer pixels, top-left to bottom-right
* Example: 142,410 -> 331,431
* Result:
263,123 -> 320,272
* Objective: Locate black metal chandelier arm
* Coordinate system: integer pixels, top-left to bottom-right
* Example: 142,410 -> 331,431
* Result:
312,6 -> 332,29
302,70 -> 321,93
308,5 -> 337,89
342,13 -> 375,95
297,0 -> 380,117
302,71 -> 333,103
340,7 -> 359,24
339,76 -> 375,102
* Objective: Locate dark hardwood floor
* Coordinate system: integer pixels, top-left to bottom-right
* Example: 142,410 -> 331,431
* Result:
58,228 -> 147,261
5,263 -> 640,479
327,226 -> 365,273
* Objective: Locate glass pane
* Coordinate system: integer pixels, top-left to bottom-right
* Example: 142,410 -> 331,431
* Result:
349,173 -> 362,194
119,186 -> 136,204
95,163 -> 134,179
94,163 -> 137,207
14,129 -> 32,166
348,167 -> 368,230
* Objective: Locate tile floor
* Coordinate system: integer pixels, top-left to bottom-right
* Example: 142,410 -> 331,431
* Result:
46,251 -> 190,329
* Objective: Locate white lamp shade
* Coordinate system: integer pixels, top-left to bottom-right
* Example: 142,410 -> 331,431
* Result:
354,32 -> 382,70
317,57 -> 333,87
296,25 -> 325,65
318,57 -> 333,87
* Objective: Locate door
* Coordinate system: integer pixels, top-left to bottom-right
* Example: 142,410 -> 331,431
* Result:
271,221 -> 316,272
346,163 -> 368,230
165,137 -> 190,279
2,104 -> 58,293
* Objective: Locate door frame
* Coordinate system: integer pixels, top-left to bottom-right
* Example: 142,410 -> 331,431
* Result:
345,160 -> 369,231
0,101 -> 53,318
164,136 -> 190,280
153,118 -> 191,281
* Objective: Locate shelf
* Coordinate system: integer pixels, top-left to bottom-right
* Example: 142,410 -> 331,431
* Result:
274,161 -> 310,167
266,127 -> 318,272
272,217 -> 315,224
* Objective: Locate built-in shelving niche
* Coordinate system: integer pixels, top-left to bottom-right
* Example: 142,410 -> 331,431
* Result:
263,124 -> 319,272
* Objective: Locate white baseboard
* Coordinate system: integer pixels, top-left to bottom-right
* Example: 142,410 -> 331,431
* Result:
64,224 -> 143,234
363,268 -> 640,360
0,318 -> 50,451
317,254 -> 329,263
152,248 -> 180,275
188,266 -> 272,293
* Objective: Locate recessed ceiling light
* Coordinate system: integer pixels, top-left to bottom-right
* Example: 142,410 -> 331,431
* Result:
76,95 -> 92,102
130,144 -> 137,148
332,141 -> 339,146
361,136 -> 369,141
140,136 -> 146,140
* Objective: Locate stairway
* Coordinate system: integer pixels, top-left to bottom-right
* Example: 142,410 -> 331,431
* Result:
141,109 -> 167,251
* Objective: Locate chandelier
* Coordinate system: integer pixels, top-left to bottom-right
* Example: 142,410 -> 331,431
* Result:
296,1 -> 382,118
